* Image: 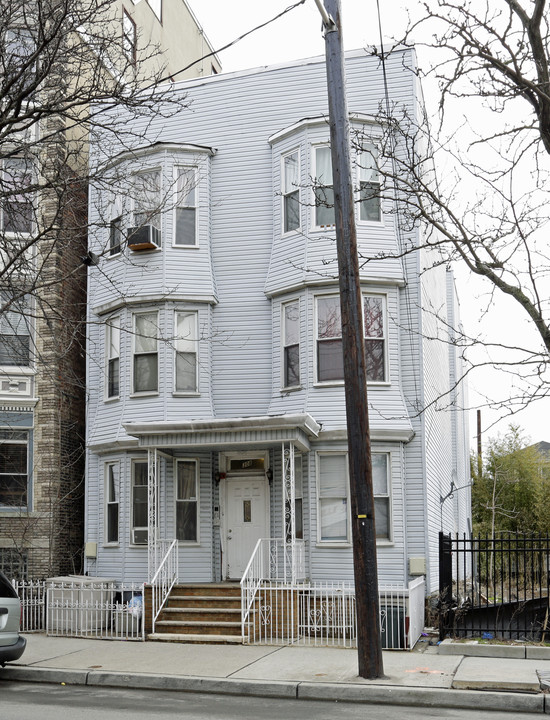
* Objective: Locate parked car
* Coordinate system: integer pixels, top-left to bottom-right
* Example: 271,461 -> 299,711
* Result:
0,571 -> 26,666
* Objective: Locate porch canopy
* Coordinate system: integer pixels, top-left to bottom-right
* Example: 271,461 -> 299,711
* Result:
123,414 -> 321,582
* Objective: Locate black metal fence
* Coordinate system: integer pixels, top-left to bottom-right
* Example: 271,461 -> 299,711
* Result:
439,532 -> 550,641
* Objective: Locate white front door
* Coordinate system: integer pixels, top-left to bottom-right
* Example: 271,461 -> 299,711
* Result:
224,475 -> 269,580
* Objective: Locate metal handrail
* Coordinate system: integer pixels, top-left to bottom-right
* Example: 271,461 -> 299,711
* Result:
151,538 -> 178,633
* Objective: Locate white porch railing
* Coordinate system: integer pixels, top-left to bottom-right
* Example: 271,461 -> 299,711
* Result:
12,579 -> 46,632
242,568 -> 425,649
150,538 -> 178,633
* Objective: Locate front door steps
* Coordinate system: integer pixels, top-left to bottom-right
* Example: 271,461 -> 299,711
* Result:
148,583 -> 244,644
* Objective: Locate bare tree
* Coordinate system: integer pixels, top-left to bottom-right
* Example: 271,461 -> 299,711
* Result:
360,0 -> 550,422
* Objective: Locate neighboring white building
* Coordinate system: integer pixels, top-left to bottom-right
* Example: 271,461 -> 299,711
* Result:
85,49 -> 470,596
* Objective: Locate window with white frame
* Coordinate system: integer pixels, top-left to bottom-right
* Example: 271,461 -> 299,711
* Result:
0,429 -> 29,508
282,151 -> 300,233
175,459 -> 199,542
285,454 -> 303,541
133,169 -> 161,233
314,146 -> 334,227
1,158 -> 33,234
174,311 -> 198,393
316,294 -> 387,383
317,451 -> 391,543
122,9 -> 137,64
131,460 -> 148,545
318,453 -> 348,542
174,167 -> 197,246
0,291 -> 31,367
5,27 -> 37,98
133,312 -> 158,393
372,453 -> 390,540
105,462 -> 119,544
109,216 -> 122,256
358,144 -> 381,222
282,300 -> 300,388
106,317 -> 120,398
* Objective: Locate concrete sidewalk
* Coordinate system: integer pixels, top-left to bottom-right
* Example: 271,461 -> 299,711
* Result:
1,634 -> 550,714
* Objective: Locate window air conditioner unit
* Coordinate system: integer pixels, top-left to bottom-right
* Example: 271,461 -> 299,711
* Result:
127,225 -> 161,251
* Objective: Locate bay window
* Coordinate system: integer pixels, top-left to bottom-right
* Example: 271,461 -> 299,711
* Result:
174,311 -> 198,393
175,459 -> 199,542
133,312 -> 158,394
174,167 -> 197,246
314,146 -> 334,227
282,151 -> 300,233
282,300 -> 300,388
106,316 -> 120,398
131,460 -> 148,545
105,462 -> 119,544
316,294 -> 387,383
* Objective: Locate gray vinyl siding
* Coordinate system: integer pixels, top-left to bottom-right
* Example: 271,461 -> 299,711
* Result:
85,48 -> 470,588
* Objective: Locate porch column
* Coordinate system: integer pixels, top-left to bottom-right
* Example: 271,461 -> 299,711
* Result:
147,448 -> 159,582
282,442 -> 296,583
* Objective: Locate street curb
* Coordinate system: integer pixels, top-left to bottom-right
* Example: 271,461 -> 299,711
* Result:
87,671 -> 298,699
0,666 -> 546,714
297,681 -> 545,713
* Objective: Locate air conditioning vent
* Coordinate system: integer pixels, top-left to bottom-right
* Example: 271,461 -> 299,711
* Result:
127,225 -> 161,251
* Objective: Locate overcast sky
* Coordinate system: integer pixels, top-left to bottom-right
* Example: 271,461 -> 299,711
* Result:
191,0 -> 550,448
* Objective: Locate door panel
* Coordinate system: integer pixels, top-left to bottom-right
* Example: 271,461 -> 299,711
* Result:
225,476 -> 268,579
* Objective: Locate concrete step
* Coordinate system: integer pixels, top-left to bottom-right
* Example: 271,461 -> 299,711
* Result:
154,619 -> 242,636
148,632 -> 245,644
167,595 -> 241,610
159,608 -> 241,623
171,583 -> 241,597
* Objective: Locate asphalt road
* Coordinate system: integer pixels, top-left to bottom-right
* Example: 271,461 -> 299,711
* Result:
0,682 -> 545,720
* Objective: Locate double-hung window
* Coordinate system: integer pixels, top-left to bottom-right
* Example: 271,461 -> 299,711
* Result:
358,145 -> 381,222
105,462 -> 119,544
133,169 -> 161,236
133,312 -> 158,394
282,300 -> 300,388
175,459 -> 199,542
1,158 -> 33,234
106,317 -> 120,398
131,460 -> 148,545
0,430 -> 29,508
0,292 -> 31,367
317,452 -> 391,543
282,151 -> 300,233
5,27 -> 37,99
318,454 -> 349,543
109,216 -> 122,256
122,10 -> 137,64
174,311 -> 198,393
175,167 -> 197,246
316,294 -> 387,383
314,146 -> 334,227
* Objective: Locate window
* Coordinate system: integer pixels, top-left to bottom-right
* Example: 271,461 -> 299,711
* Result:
122,10 -> 137,64
314,146 -> 334,227
131,460 -> 148,544
317,452 -> 391,543
358,145 -> 381,222
316,294 -> 387,383
282,151 -> 300,232
133,312 -> 158,393
372,454 -> 390,540
106,317 -> 120,398
0,430 -> 29,507
5,27 -> 36,98
174,311 -> 197,393
318,454 -> 348,542
0,292 -> 31,367
109,217 -> 122,256
175,459 -> 199,542
282,300 -> 300,388
286,454 -> 303,541
105,462 -> 119,544
174,167 -> 197,246
133,170 -> 161,232
1,158 -> 33,234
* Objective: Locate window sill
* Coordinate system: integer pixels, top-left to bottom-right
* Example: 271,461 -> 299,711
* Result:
129,543 -> 148,548
129,391 -> 159,399
172,243 -> 200,249
316,542 -> 352,548
104,396 -> 120,403
280,384 -> 302,393
281,228 -> 301,238
313,380 -> 391,388
0,508 -> 30,516
177,540 -> 200,546
172,392 -> 200,398
103,543 -> 120,549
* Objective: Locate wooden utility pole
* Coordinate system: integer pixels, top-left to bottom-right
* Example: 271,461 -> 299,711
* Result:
316,0 -> 384,679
